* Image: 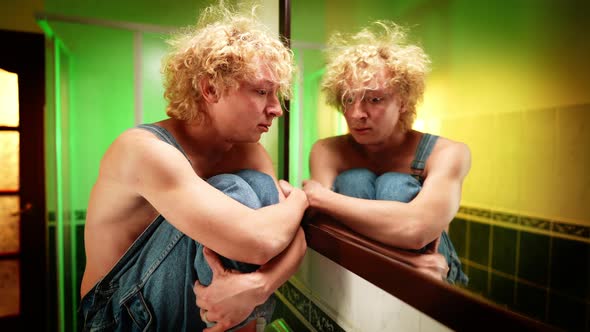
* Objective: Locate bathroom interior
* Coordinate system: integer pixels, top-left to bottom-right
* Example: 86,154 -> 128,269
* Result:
1,0 -> 589,331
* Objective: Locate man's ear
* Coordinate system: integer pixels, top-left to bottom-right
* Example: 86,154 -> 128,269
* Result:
200,78 -> 219,103
399,101 -> 407,113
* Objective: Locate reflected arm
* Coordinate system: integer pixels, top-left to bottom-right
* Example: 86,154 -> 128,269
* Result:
306,139 -> 471,250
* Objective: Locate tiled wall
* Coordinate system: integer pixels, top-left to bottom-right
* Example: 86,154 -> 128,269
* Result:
449,206 -> 590,332
47,211 -> 86,332
289,250 -> 453,332
441,104 -> 590,225
438,101 -> 590,332
273,267 -> 454,332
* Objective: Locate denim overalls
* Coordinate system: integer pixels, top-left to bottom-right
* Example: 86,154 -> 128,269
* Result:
79,124 -> 276,331
333,133 -> 469,285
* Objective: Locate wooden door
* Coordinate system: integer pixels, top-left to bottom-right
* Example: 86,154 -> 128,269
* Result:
0,29 -> 47,331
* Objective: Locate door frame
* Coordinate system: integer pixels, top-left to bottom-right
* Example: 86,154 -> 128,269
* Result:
0,29 -> 47,331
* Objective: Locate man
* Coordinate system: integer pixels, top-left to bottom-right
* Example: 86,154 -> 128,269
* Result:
303,21 -> 470,284
79,3 -> 308,331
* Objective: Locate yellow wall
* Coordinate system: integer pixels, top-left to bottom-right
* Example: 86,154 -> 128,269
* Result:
0,0 -> 44,33
424,2 -> 590,225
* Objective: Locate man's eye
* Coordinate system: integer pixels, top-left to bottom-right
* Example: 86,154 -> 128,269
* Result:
257,89 -> 268,95
369,97 -> 383,103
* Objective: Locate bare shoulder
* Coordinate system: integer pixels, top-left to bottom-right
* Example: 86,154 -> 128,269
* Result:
311,135 -> 349,157
99,127 -> 188,184
309,135 -> 351,184
428,136 -> 471,178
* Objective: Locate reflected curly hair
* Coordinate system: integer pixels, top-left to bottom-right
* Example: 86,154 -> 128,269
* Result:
162,1 -> 294,121
322,21 -> 430,131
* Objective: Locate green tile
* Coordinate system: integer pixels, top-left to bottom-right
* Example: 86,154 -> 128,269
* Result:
449,217 -> 467,258
48,226 -> 58,332
467,266 -> 489,297
518,232 -> 550,286
309,301 -> 345,332
271,299 -> 311,332
550,238 -> 590,300
469,222 -> 490,266
489,274 -> 515,307
548,293 -> 586,332
491,226 -> 517,275
278,282 -> 310,319
514,282 -> 547,322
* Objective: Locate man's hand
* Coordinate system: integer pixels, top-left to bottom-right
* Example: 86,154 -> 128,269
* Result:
194,247 -> 267,332
302,179 -> 328,208
279,180 -> 309,210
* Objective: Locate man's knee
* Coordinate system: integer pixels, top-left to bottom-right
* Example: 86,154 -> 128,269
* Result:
375,173 -> 421,202
333,168 -> 377,199
235,169 -> 279,206
206,173 -> 262,209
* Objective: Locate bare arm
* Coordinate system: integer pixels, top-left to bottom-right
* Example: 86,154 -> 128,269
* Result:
194,227 -> 307,331
231,144 -> 308,294
194,148 -> 307,331
104,130 -> 308,264
304,139 -> 471,250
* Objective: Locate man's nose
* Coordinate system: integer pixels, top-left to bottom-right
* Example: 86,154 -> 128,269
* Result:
347,101 -> 366,119
266,95 -> 283,117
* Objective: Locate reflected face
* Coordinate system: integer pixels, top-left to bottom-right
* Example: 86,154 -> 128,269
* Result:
342,74 -> 403,145
212,62 -> 283,142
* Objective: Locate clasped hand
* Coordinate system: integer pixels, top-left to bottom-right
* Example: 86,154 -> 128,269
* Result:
193,247 -> 265,332
301,179 -> 326,208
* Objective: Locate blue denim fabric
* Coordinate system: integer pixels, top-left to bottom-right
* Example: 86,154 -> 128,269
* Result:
79,216 -> 205,331
194,169 -> 278,330
333,168 -> 469,285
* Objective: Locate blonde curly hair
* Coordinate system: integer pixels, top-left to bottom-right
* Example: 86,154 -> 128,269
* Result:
162,1 -> 294,122
322,21 -> 430,131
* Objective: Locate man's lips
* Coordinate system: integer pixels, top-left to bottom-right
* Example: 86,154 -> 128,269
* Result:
258,123 -> 271,132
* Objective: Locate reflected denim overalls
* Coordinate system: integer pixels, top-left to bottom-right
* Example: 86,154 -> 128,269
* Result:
333,133 -> 469,285
79,124 -> 276,331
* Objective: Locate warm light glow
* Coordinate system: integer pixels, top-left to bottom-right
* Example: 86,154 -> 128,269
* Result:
413,118 -> 425,131
0,132 -> 20,191
0,196 -> 20,254
0,68 -> 19,127
0,260 -> 20,317
337,111 -> 348,135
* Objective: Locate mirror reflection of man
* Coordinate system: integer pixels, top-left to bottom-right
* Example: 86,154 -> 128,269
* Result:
79,3 -> 308,331
303,21 -> 470,284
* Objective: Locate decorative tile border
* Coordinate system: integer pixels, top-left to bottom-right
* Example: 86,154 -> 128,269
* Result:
519,215 -> 551,231
553,221 -> 590,238
491,211 -> 519,225
277,281 -> 345,332
74,209 -> 86,221
47,209 -> 87,225
458,205 -> 590,241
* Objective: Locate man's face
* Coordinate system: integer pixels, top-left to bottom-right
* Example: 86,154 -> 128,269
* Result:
342,71 -> 403,145
212,62 -> 283,143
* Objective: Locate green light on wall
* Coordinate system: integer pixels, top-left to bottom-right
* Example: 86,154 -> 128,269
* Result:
53,37 -> 66,332
288,49 -> 302,186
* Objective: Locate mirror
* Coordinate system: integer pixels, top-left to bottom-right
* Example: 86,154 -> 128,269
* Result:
289,1 -> 590,331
